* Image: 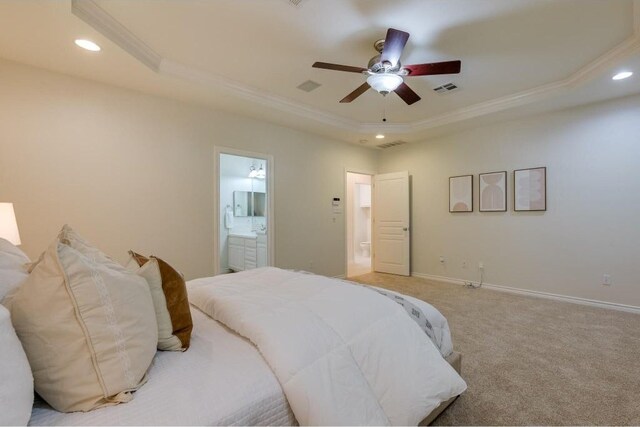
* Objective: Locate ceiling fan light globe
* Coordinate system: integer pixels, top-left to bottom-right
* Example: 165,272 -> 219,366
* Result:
367,74 -> 403,94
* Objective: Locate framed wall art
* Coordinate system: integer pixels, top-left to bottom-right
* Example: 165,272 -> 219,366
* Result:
514,167 -> 546,211
449,175 -> 473,213
479,171 -> 507,212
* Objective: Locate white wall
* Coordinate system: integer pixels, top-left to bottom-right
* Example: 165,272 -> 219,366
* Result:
5,57 -> 637,306
0,59 -> 378,279
378,94 -> 640,307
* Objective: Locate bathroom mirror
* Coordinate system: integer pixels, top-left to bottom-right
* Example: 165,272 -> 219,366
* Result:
233,191 -> 252,217
253,192 -> 266,217
233,191 -> 266,217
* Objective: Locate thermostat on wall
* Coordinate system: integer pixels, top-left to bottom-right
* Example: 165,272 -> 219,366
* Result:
332,197 -> 342,214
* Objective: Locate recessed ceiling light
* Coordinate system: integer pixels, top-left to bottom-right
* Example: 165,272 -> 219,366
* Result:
612,71 -> 633,81
74,39 -> 101,52
375,134 -> 385,139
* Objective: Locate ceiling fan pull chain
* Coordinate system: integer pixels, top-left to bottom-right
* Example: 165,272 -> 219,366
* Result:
382,97 -> 387,122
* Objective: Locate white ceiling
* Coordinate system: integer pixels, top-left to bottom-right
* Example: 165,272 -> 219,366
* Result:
0,0 -> 638,147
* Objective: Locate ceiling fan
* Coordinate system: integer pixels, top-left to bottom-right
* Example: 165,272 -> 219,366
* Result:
312,28 -> 461,105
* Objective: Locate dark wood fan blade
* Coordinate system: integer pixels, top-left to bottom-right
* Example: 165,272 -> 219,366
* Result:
404,60 -> 461,76
394,82 -> 421,105
380,28 -> 409,67
340,82 -> 371,103
313,62 -> 368,73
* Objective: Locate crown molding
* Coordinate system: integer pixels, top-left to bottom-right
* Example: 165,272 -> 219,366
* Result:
407,29 -> 640,132
72,0 -> 640,139
71,0 -> 161,71
158,59 -> 359,131
358,122 -> 412,133
384,0 -> 640,133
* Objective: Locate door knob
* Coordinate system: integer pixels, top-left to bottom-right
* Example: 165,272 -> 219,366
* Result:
403,227 -> 408,231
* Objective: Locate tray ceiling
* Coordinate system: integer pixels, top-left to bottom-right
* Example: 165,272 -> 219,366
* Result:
0,0 -> 638,146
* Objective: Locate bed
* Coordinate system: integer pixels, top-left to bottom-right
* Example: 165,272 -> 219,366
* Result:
30,307 -> 297,426
28,267 -> 465,426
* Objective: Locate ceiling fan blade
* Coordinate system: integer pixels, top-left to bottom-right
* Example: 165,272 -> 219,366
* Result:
404,60 -> 461,76
394,82 -> 421,105
340,82 -> 371,103
313,62 -> 368,73
380,28 -> 410,67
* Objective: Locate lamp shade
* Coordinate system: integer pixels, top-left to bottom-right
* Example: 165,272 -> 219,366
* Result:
0,203 -> 21,245
366,73 -> 403,94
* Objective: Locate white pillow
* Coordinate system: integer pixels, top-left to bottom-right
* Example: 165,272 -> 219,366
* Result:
0,237 -> 30,302
0,238 -> 30,270
0,304 -> 33,426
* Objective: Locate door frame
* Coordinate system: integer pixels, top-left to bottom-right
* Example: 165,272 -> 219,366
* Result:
213,146 -> 275,275
344,168 -> 376,278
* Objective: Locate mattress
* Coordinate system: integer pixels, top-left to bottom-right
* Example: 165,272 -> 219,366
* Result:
29,307 -> 296,426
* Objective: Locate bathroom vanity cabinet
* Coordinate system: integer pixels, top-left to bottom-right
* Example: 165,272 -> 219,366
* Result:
228,233 -> 267,272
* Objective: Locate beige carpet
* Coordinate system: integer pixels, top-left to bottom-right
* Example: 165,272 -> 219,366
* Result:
350,273 -> 640,426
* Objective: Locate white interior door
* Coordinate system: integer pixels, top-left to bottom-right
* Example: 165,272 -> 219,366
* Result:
373,171 -> 410,276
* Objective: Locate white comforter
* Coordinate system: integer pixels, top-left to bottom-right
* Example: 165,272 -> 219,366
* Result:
188,267 -> 466,426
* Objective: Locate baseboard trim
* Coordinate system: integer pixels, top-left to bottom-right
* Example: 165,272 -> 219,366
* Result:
412,272 -> 640,315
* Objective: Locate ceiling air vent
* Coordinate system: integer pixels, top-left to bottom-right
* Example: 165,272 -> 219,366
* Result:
377,140 -> 407,149
297,80 -> 322,92
287,0 -> 305,6
433,83 -> 458,94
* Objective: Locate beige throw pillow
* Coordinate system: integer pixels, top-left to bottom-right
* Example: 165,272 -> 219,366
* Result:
130,257 -> 183,351
9,227 -> 157,413
129,251 -> 193,350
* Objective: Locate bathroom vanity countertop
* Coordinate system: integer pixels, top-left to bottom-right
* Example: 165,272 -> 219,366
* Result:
229,232 -> 258,239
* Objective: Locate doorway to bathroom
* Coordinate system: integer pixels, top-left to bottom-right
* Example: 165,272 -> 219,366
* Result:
346,172 -> 373,277
214,147 -> 274,275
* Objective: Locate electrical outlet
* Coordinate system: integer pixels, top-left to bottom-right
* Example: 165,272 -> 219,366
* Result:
461,261 -> 467,269
439,256 -> 445,264
603,274 -> 611,286
478,262 -> 484,270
